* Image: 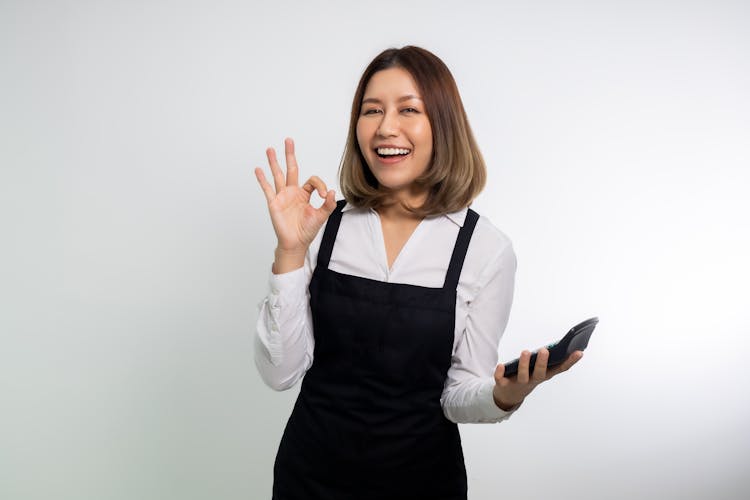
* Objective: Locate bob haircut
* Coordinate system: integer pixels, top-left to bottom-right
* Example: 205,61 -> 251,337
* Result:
339,46 -> 487,217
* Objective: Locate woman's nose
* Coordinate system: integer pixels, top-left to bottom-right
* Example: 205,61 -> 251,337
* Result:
376,110 -> 399,137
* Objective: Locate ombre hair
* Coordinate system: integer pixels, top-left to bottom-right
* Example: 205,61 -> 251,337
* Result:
339,46 -> 487,217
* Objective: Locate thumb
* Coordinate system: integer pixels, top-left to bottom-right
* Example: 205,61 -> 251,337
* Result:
321,189 -> 337,214
312,190 -> 337,227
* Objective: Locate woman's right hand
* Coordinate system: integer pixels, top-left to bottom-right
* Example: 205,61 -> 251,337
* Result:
254,138 -> 337,273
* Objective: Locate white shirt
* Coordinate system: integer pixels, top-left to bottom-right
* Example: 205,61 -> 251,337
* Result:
255,202 -> 518,423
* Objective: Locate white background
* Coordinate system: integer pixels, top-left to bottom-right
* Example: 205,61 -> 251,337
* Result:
2,1 -> 749,499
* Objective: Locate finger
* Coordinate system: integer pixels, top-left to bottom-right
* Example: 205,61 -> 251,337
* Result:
532,348 -> 549,382
561,350 -> 584,371
494,363 -> 507,385
317,189 -> 337,216
302,176 -> 329,198
254,167 -> 275,203
310,190 -> 337,229
560,350 -> 583,371
284,138 -> 299,187
549,351 -> 583,377
517,350 -> 531,384
266,147 -> 286,193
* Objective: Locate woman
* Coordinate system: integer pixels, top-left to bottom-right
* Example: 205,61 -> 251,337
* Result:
254,46 -> 582,500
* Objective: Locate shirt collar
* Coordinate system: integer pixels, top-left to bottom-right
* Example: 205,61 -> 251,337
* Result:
340,201 -> 469,227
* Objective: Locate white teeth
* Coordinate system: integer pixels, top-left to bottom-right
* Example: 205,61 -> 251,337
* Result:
377,147 -> 411,156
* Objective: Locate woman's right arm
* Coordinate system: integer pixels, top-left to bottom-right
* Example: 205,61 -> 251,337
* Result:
252,138 -> 336,390
254,239 -> 319,390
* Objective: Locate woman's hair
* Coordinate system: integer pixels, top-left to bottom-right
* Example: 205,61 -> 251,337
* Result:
339,45 -> 487,217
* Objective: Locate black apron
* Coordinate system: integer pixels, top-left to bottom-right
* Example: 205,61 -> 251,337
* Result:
273,200 -> 480,500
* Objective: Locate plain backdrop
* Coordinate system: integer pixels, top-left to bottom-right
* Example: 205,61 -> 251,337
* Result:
2,1 -> 749,499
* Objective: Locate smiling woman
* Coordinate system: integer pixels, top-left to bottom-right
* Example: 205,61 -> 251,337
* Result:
355,67 -> 434,206
340,47 -> 486,217
253,46 -> 583,500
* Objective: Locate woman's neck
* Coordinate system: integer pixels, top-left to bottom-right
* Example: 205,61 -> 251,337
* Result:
375,191 -> 428,223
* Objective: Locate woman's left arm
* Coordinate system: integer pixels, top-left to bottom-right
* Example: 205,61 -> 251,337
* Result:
440,233 -> 518,423
440,222 -> 584,423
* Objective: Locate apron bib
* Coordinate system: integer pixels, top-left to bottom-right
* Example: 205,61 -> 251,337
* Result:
273,200 -> 479,500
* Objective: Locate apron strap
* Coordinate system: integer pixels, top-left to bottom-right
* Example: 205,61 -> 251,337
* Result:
443,208 -> 479,291
316,199 -> 347,270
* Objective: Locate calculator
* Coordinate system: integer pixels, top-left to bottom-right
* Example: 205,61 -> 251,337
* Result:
502,317 -> 599,377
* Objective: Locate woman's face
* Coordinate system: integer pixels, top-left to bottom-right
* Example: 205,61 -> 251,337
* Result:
356,67 -> 433,203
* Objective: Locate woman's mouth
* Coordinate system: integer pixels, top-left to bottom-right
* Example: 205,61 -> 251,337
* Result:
375,147 -> 411,163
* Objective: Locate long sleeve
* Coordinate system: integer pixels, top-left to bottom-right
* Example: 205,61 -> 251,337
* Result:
440,236 -> 518,423
254,230 -> 323,391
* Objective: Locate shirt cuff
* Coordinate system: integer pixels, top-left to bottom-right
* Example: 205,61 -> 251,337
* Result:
268,266 -> 308,309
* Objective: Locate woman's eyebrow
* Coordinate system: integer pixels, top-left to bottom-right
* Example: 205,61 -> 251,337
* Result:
361,94 -> 423,104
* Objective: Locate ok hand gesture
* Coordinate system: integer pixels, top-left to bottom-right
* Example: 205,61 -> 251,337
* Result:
254,138 -> 337,273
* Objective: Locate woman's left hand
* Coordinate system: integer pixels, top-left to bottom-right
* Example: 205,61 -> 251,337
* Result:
492,349 -> 583,411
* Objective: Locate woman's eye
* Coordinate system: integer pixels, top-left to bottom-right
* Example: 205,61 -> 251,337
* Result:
402,107 -> 419,113
362,109 -> 381,115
